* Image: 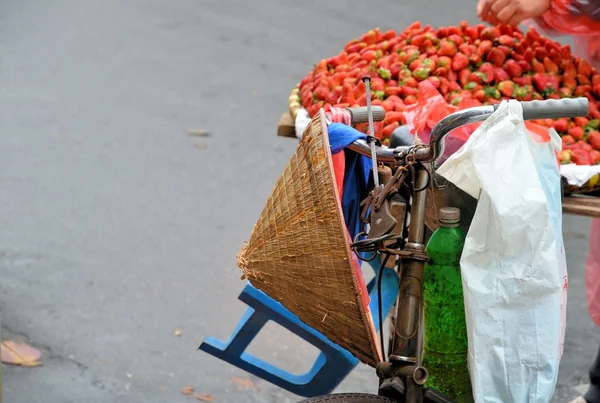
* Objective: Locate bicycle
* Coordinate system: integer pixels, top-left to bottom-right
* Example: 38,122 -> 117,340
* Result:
293,86 -> 589,403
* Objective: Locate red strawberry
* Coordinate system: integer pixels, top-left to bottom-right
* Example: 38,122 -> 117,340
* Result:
481,27 -> 500,40
514,40 -> 528,55
326,86 -> 343,104
499,25 -> 514,36
465,27 -> 479,41
470,72 -> 484,85
562,135 -> 576,146
559,149 -> 573,164
533,73 -> 551,93
594,85 -> 600,98
459,44 -> 475,57
554,118 -> 570,133
314,83 -> 330,101
469,54 -> 483,66
383,122 -> 401,138
569,126 -> 585,140
535,48 -> 548,61
479,63 -> 495,83
578,74 -> 592,86
513,76 -> 532,86
449,81 -> 461,92
438,39 -> 458,57
498,81 -> 515,97
439,77 -> 450,94
385,87 -> 403,97
433,67 -> 448,76
531,59 -> 545,73
448,26 -> 462,36
390,62 -> 404,78
447,70 -> 458,82
427,76 -> 441,89
381,99 -> 396,113
525,27 -> 541,44
560,44 -> 572,58
498,46 -> 512,57
474,89 -> 486,102
452,53 -> 469,71
437,27 -> 449,38
524,48 -> 535,62
563,77 -> 578,89
404,95 -> 417,105
401,86 -> 417,97
477,40 -> 493,57
382,29 -> 397,40
494,67 -> 510,82
592,74 -> 600,87
559,87 -> 574,97
504,60 -> 523,78
549,49 -> 562,65
575,85 -> 592,96
409,59 -> 422,71
572,149 -> 592,165
511,51 -> 525,61
498,35 -> 514,47
543,57 -> 559,74
449,34 -> 464,46
574,117 -> 590,127
438,56 -> 452,69
361,49 -> 378,62
591,149 -> 600,164
578,59 -> 593,77
459,69 -> 471,87
371,77 -> 386,92
517,60 -> 531,73
588,131 -> 600,150
487,48 -> 506,67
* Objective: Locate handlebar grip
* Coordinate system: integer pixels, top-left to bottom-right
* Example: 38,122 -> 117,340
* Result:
345,106 -> 386,124
515,98 -> 589,119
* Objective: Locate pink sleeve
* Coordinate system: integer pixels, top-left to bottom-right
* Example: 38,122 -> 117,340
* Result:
586,218 -> 600,326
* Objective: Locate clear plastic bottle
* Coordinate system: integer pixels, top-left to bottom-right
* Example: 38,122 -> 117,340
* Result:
422,207 -> 472,401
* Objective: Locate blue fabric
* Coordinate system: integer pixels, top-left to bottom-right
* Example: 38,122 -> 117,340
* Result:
327,124 -> 372,240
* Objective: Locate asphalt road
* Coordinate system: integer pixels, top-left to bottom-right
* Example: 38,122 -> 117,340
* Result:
0,1 -> 597,402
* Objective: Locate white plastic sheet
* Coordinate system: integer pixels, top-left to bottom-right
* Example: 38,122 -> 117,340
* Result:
437,100 -> 567,403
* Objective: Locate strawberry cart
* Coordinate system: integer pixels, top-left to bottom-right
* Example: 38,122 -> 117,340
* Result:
280,22 -> 600,218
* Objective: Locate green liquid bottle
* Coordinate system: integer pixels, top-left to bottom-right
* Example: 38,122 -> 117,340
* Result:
422,207 -> 472,402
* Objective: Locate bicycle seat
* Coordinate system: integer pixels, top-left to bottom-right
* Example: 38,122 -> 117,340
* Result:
389,125 -> 415,148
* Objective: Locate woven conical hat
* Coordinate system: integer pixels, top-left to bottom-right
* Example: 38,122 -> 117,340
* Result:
238,109 -> 381,366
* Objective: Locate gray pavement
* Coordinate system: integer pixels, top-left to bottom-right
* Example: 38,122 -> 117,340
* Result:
0,0 -> 597,402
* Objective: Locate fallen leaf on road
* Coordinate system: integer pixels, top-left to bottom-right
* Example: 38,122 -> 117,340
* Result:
174,329 -> 183,337
192,393 -> 214,402
231,377 -> 257,390
195,143 -> 208,151
181,386 -> 194,395
1,341 -> 42,367
188,129 -> 211,137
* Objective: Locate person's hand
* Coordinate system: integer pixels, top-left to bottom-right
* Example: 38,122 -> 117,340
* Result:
477,0 -> 552,26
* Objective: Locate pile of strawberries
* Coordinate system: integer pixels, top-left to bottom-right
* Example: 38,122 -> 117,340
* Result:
298,21 -> 600,165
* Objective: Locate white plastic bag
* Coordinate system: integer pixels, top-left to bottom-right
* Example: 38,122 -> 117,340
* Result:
436,100 -> 567,403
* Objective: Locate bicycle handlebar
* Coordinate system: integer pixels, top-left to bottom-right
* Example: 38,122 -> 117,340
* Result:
346,106 -> 386,124
346,98 -> 589,164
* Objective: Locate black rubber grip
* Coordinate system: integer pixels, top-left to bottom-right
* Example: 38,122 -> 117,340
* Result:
346,106 -> 386,124
493,98 -> 589,119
